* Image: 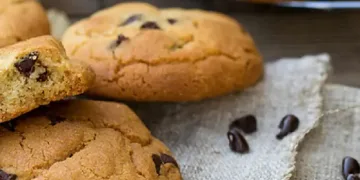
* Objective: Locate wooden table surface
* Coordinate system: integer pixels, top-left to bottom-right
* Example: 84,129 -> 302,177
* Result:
231,10 -> 360,88
49,0 -> 360,87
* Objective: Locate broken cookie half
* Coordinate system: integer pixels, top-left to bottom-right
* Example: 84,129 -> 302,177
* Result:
0,36 -> 95,123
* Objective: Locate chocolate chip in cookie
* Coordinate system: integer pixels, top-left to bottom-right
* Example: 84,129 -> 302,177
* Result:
0,169 -> 17,180
28,51 -> 39,61
47,115 -> 66,126
1,120 -> 17,132
120,14 -> 142,26
140,21 -> 161,30
152,154 -> 162,175
14,51 -> 39,77
109,34 -> 129,49
160,153 -> 179,168
167,18 -> 177,25
36,69 -> 49,82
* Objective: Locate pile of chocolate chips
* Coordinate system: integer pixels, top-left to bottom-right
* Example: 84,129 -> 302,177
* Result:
343,156 -> 360,180
227,114 -> 300,154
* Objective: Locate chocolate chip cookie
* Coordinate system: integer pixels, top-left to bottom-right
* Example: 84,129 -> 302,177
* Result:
0,0 -> 50,48
0,36 -> 95,123
62,2 -> 263,102
0,100 -> 181,180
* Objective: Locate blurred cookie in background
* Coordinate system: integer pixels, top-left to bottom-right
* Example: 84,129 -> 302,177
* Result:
0,0 -> 50,48
47,9 -> 71,40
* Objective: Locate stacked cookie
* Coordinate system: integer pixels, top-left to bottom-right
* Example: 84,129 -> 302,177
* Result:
0,2 -> 182,180
1,2 -> 263,180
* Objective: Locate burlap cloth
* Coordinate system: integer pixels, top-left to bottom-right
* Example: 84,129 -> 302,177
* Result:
131,54 -> 330,180
293,84 -> 360,180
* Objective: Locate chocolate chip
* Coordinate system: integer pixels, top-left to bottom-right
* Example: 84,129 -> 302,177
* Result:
229,115 -> 257,134
115,35 -> 129,46
348,174 -> 360,180
47,115 -> 66,126
152,154 -> 162,175
343,157 -> 360,179
227,128 -> 249,153
0,169 -> 17,180
109,34 -> 129,49
276,114 -> 299,140
36,69 -> 49,82
141,21 -> 161,30
14,52 -> 40,77
15,51 -> 40,77
167,18 -> 177,24
1,120 -> 17,132
160,153 -> 179,168
120,14 -> 142,26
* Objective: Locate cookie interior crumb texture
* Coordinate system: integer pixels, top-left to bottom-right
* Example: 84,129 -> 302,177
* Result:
0,100 -> 182,180
62,2 -> 264,102
0,0 -> 50,48
0,36 -> 95,123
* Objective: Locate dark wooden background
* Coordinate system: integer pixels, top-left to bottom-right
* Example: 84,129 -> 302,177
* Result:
41,0 -> 360,87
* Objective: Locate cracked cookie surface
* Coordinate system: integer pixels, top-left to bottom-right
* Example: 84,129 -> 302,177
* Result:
0,0 -> 50,48
0,36 -> 95,123
0,100 -> 182,180
62,2 -> 263,102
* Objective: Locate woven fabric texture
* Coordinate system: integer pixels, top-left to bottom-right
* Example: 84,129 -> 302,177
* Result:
293,84 -> 360,180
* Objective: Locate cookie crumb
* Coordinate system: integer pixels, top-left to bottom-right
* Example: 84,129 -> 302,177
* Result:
36,69 -> 49,82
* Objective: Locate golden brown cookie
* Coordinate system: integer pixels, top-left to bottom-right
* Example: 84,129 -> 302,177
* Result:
0,100 -> 182,180
0,36 -> 95,123
62,2 -> 263,102
0,0 -> 50,48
